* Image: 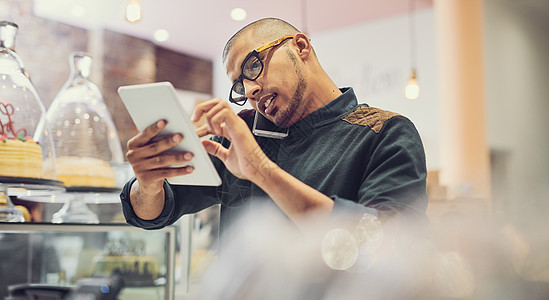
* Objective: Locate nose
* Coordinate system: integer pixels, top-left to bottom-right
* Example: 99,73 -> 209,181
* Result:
243,78 -> 261,102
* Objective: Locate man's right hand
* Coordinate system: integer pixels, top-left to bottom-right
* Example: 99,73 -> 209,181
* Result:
125,119 -> 195,220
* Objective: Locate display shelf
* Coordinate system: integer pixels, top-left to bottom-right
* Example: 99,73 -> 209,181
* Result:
19,187 -> 122,224
0,176 -> 65,197
0,222 -> 179,300
0,177 -> 66,222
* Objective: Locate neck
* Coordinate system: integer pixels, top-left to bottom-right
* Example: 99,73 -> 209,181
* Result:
285,57 -> 342,126
303,69 -> 342,115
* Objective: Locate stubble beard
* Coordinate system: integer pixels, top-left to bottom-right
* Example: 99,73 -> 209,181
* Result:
274,70 -> 307,128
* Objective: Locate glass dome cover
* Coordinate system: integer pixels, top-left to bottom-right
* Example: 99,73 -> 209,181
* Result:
0,20 -> 55,180
45,51 -> 123,188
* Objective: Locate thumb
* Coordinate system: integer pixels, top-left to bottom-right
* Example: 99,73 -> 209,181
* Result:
202,139 -> 228,162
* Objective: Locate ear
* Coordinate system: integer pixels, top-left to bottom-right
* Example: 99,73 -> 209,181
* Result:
293,33 -> 312,59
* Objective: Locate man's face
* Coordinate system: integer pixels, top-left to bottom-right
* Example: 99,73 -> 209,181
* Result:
225,33 -> 307,127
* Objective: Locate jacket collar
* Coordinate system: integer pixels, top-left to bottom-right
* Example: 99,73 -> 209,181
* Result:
291,87 -> 358,130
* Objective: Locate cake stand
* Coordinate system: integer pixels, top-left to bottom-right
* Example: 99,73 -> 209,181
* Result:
53,186 -> 122,224
22,186 -> 122,224
0,176 -> 65,222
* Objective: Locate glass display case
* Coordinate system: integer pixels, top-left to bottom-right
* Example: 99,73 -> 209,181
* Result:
44,51 -> 124,189
1,20 -> 59,222
0,21 -> 56,179
0,204 -> 221,300
0,222 -> 181,300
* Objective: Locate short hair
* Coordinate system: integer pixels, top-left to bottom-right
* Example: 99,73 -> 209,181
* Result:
222,18 -> 301,64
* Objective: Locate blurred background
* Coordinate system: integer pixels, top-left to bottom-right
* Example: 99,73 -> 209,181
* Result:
2,0 -> 546,233
1,0 -> 548,297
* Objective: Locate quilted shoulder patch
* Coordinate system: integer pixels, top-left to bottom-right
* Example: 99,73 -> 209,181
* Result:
342,106 -> 400,133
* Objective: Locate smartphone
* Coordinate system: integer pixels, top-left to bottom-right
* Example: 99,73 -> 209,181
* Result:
252,111 -> 289,139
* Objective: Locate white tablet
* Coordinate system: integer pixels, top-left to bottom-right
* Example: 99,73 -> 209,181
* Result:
118,82 -> 222,186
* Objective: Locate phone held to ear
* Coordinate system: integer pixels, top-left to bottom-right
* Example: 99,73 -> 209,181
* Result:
252,112 -> 289,139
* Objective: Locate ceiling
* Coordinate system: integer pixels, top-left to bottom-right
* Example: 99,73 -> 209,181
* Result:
33,0 -> 433,61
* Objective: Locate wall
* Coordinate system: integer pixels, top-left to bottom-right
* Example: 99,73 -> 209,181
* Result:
156,46 -> 213,95
484,0 -> 549,234
0,0 -> 88,107
0,0 -> 213,156
101,30 -> 213,154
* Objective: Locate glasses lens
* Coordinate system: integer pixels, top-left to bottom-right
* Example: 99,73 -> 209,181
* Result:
230,81 -> 246,104
242,55 -> 263,80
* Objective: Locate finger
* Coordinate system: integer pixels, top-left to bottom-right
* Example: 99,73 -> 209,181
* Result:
195,124 -> 210,138
136,165 -> 195,184
194,100 -> 227,136
127,119 -> 167,149
126,133 -> 183,163
208,106 -> 244,138
196,123 -> 231,143
203,103 -> 235,136
131,151 -> 194,173
219,123 -> 232,142
192,99 -> 223,122
202,139 -> 228,162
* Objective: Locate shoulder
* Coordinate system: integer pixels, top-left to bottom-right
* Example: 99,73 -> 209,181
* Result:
342,105 -> 404,134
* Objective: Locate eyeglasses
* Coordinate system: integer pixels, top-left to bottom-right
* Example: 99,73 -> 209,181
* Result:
229,35 -> 294,106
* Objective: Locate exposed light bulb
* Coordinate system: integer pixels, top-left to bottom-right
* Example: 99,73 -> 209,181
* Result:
126,0 -> 141,23
405,69 -> 419,100
230,8 -> 247,21
154,29 -> 170,42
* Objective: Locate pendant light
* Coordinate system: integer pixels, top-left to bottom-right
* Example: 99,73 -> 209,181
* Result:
405,69 -> 419,100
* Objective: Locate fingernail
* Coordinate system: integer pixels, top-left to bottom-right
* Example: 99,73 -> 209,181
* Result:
157,120 -> 166,128
184,152 -> 193,160
186,166 -> 194,172
172,134 -> 182,143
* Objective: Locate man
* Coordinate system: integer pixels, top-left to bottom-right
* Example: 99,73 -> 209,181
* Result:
120,18 -> 427,237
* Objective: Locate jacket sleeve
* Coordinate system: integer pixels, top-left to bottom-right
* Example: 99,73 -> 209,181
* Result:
119,147 -> 227,230
120,177 -> 220,230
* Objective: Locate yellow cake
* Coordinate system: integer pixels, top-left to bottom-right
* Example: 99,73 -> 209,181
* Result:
56,156 -> 115,187
0,137 -> 44,178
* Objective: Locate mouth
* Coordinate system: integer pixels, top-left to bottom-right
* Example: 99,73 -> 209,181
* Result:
258,94 -> 277,116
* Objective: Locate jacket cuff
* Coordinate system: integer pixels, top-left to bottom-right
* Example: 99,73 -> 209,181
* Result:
119,178 -> 175,230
